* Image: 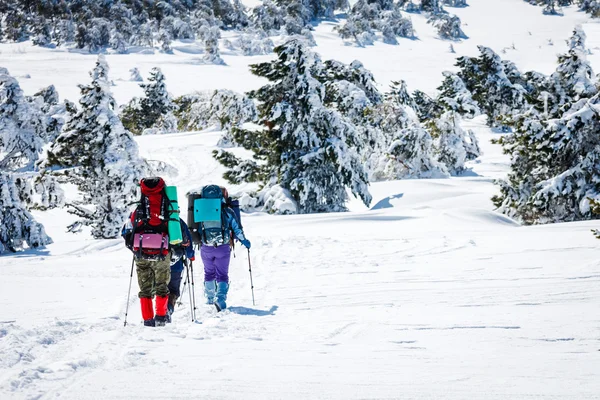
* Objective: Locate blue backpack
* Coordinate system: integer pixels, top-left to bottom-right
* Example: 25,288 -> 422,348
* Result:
192,185 -> 242,247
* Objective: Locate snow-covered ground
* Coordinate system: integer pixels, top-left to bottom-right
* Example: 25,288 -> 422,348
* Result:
2,0 -> 600,399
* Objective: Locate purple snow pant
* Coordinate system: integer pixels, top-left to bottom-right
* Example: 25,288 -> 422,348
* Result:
201,244 -> 231,283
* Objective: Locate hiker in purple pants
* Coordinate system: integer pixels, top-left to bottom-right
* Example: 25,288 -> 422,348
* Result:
199,186 -> 250,311
201,245 -> 232,283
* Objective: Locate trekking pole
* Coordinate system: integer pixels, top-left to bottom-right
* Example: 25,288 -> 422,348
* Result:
248,249 -> 255,306
185,260 -> 194,321
189,260 -> 197,320
178,262 -> 188,307
124,255 -> 135,327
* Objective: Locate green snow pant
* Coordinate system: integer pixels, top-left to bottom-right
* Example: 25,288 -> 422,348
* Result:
136,254 -> 171,298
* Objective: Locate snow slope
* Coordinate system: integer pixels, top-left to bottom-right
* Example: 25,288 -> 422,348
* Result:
2,1 -> 600,399
2,117 -> 600,399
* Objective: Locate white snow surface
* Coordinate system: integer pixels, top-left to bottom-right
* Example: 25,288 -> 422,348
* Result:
2,1 -> 600,399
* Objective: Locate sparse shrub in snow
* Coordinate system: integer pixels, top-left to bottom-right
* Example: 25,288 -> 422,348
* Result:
216,40 -> 372,213
428,13 -> 466,40
40,56 -> 150,239
0,172 -> 53,254
436,71 -> 481,118
121,67 -> 177,135
129,68 -> 143,82
456,46 -> 526,127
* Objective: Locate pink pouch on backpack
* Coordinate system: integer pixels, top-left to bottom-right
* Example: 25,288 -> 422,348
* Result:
133,233 -> 169,249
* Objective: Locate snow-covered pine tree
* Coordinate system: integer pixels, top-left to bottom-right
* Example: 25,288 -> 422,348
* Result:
0,69 -> 45,171
228,30 -> 275,56
201,25 -> 225,64
34,174 -> 65,211
578,0 -> 600,17
41,55 -> 149,239
545,26 -> 597,116
250,0 -> 286,34
428,13 -> 466,40
456,46 -> 526,127
371,84 -> 448,180
436,71 -> 481,118
386,80 -> 417,109
121,67 -> 177,135
494,94 -> 600,223
129,68 -> 143,82
431,111 -> 480,175
0,171 -> 53,254
421,0 -> 443,13
217,40 -> 372,213
493,28 -> 599,224
337,0 -> 414,46
413,89 -> 444,122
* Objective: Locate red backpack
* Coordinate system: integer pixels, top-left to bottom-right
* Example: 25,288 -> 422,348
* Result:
131,177 -> 171,257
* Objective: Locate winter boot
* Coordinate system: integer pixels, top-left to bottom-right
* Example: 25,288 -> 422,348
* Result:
155,296 -> 168,327
204,280 -> 216,305
214,281 -> 229,312
155,315 -> 167,327
167,294 -> 177,324
140,297 -> 154,326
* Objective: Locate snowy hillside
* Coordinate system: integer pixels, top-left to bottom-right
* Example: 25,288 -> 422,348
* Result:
2,0 -> 600,398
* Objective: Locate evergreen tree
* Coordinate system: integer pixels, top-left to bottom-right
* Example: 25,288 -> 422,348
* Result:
228,30 -> 275,56
421,0 -> 443,13
216,40 -> 372,213
428,13 -> 466,40
121,67 -> 177,135
432,111 -> 480,175
200,25 -> 225,64
436,71 -> 481,118
337,0 -> 414,46
0,69 -> 45,171
456,46 -> 526,127
0,171 -> 52,254
546,26 -> 597,116
372,89 -> 448,180
386,80 -> 416,109
493,28 -> 599,224
41,56 -> 149,239
413,89 -> 444,122
129,68 -> 143,82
